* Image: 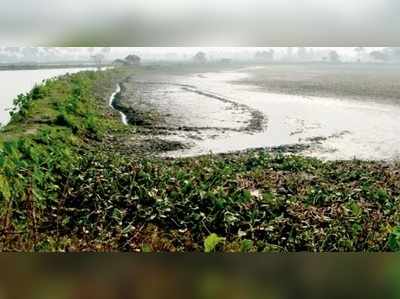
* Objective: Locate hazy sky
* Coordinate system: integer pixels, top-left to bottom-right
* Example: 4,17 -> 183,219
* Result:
1,0 -> 399,45
0,47 -> 387,63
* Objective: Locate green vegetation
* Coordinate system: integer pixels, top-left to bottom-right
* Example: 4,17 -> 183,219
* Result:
0,68 -> 129,250
204,234 -> 225,253
1,67 -> 400,251
48,149 -> 399,252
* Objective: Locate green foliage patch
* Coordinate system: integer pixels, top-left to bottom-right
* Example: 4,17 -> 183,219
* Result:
0,69 -> 127,250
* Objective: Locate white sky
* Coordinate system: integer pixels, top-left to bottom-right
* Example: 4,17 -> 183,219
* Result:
0,0 -> 399,45
0,47 -> 388,63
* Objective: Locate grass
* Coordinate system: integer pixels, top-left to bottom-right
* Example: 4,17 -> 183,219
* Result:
1,66 -> 400,251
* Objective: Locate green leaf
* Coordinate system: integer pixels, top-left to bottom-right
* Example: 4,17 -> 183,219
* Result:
141,244 -> 152,253
204,233 -> 225,253
350,202 -> 362,217
388,227 -> 400,251
240,239 -> 254,252
0,175 -> 11,200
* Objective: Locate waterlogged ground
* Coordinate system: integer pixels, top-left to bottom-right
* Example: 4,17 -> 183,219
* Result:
119,64 -> 400,161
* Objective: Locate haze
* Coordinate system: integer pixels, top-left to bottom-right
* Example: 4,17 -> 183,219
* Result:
1,47 -> 397,64
1,0 -> 400,45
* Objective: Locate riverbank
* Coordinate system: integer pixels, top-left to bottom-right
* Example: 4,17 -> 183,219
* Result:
0,63 -> 104,71
0,67 -> 103,126
1,66 -> 400,252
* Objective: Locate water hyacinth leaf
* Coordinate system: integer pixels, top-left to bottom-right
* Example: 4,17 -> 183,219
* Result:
388,227 -> 400,251
240,239 -> 254,252
141,244 -> 152,253
204,233 -> 225,253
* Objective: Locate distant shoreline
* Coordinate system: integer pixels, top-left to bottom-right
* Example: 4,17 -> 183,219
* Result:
0,63 -> 111,71
1,61 -> 399,72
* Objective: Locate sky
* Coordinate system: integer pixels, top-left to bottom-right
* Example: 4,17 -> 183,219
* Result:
0,0 -> 399,45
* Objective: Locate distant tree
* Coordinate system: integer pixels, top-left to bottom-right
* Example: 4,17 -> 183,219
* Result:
254,50 -> 274,61
329,50 -> 340,63
384,47 -> 400,61
112,59 -> 127,66
91,54 -> 105,70
4,47 -> 20,53
193,51 -> 207,64
124,54 -> 141,66
369,50 -> 389,62
220,58 -> 232,64
2,47 -> 20,62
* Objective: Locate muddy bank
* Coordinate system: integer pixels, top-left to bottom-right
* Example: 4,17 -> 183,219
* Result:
119,79 -> 266,133
116,76 -> 267,147
112,65 -> 400,161
111,77 -> 156,126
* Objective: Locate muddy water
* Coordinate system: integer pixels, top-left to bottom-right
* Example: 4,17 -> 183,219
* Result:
0,68 -> 95,126
125,69 -> 400,161
109,84 -> 128,125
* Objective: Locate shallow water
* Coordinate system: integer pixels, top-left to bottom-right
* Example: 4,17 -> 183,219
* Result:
109,84 -> 128,125
136,68 -> 400,161
0,67 -> 94,126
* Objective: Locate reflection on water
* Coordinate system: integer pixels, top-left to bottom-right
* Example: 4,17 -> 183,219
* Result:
0,68 -> 94,126
142,70 -> 400,161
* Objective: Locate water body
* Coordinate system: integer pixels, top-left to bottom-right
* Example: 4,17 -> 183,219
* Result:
121,67 -> 400,161
0,67 -> 95,126
109,84 -> 128,125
